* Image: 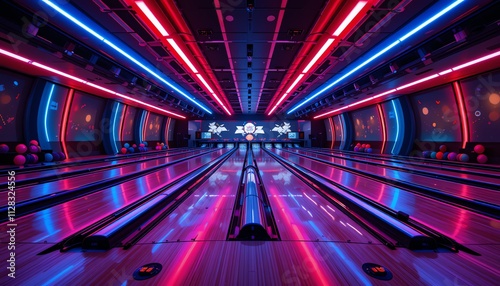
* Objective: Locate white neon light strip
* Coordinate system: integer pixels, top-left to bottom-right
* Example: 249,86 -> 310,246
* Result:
333,1 -> 368,36
135,1 -> 169,36
302,39 -> 335,73
0,48 -> 186,118
167,39 -> 198,73
313,50 -> 500,119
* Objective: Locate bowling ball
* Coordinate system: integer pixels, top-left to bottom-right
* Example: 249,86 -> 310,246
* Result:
162,145 -> 167,150
29,145 -> 38,153
124,143 -> 130,148
128,147 -> 134,153
354,146 -> 360,152
29,139 -> 39,146
139,143 -> 145,147
13,155 -> 26,166
443,152 -> 449,160
59,152 -> 66,160
32,154 -> 38,163
359,148 -> 365,152
473,144 -> 485,154
52,152 -> 60,161
132,144 -> 137,148
430,152 -> 437,159
161,143 -> 165,146
448,152 -> 457,161
436,152 -> 443,160
143,142 -> 148,147
477,154 -> 488,164
121,147 -> 127,154
365,144 -> 371,149
439,145 -> 447,152
25,154 -> 33,164
15,144 -> 28,154
44,153 -> 53,162
422,151 -> 429,158
356,143 -> 361,147
361,144 -> 366,148
0,144 -> 8,153
460,154 -> 469,162
366,148 -> 373,153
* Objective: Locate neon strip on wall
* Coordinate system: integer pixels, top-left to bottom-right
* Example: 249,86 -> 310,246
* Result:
391,100 -> 400,155
61,89 -> 74,159
376,104 -> 386,154
44,83 -> 56,142
453,81 -> 469,149
328,117 -> 335,149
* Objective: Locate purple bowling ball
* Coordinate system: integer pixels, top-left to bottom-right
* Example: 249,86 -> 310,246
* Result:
447,152 -> 457,161
29,145 -> 38,153
52,152 -> 60,161
0,144 -> 9,153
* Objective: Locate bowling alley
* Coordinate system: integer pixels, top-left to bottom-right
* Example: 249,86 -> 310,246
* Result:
0,0 -> 499,284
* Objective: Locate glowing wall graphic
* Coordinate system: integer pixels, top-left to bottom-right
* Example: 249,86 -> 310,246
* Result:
66,91 -> 105,141
461,71 -> 500,142
410,85 -> 462,142
144,112 -> 164,141
0,69 -> 32,142
38,82 -> 69,149
351,106 -> 382,141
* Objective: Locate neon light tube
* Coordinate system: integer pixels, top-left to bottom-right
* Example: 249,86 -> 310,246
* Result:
302,39 -> 335,73
167,39 -> 198,73
289,0 -> 466,115
0,47 -> 187,118
196,74 -> 215,94
377,104 -> 386,154
333,1 -> 368,36
396,74 -> 439,90
454,81 -> 469,149
44,84 -> 56,142
286,74 -> 305,94
452,50 -> 500,71
135,1 -> 170,36
42,0 -> 105,41
41,0 -> 211,114
390,100 -> 400,155
399,0 -> 464,42
61,89 -> 74,159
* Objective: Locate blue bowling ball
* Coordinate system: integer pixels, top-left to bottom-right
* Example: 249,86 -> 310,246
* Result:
128,147 -> 134,153
124,143 -> 130,148
44,153 -> 53,162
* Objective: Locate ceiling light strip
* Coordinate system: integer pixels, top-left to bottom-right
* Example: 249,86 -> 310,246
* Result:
135,1 -> 169,36
289,0 -> 465,115
332,1 -> 368,36
41,0 -> 210,115
0,48 -> 186,118
269,1 -> 369,115
313,50 -> 500,119
134,1 -> 233,115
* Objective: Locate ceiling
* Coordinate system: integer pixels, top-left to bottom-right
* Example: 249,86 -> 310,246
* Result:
0,0 -> 499,119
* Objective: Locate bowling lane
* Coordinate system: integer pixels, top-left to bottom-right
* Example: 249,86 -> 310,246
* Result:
139,148 -> 246,243
256,149 -> 379,244
271,149 -> 500,245
1,149 -> 215,204
312,148 -> 500,179
10,148 -> 201,183
284,149 -> 499,204
0,149 -> 231,244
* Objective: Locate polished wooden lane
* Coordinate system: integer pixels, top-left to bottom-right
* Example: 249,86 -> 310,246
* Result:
0,149 -> 213,205
257,149 -> 379,244
0,149 -> 231,244
272,149 -> 500,245
139,148 -> 246,243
